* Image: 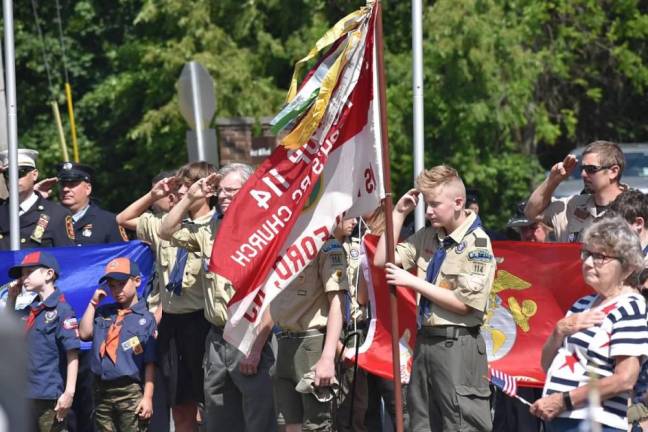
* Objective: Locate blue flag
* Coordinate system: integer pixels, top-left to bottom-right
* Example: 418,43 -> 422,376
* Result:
0,241 -> 155,348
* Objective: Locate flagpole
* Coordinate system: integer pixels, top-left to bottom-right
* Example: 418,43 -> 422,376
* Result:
412,0 -> 425,231
375,2 -> 404,432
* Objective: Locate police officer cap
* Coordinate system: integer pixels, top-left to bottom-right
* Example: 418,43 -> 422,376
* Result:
8,250 -> 60,279
56,162 -> 93,183
0,148 -> 39,169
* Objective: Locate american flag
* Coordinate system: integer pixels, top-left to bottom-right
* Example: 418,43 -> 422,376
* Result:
489,367 -> 517,397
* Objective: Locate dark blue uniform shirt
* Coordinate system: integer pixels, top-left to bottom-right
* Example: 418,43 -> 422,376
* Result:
73,204 -> 128,246
90,300 -> 156,382
20,288 -> 80,399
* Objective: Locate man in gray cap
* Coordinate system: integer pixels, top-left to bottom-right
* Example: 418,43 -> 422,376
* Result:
0,149 -> 75,250
56,162 -> 128,246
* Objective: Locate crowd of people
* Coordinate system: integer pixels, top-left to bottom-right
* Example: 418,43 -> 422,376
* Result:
0,138 -> 647,432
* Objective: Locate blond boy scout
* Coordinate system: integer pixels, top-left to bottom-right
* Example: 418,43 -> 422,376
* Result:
375,165 -> 495,432
525,140 -> 626,242
271,237 -> 349,432
159,162 -> 276,432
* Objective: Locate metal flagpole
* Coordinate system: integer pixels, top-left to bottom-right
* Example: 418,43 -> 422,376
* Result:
3,0 -> 21,251
412,0 -> 425,231
375,2 -> 404,431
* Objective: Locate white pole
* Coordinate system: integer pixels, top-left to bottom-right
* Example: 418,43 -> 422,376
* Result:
412,0 -> 425,230
3,0 -> 21,250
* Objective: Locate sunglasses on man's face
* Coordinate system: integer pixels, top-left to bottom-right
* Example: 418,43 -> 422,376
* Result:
580,164 -> 613,175
2,167 -> 35,181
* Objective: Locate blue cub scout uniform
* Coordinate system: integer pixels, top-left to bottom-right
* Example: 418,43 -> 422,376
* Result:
91,300 -> 157,381
21,289 -> 80,399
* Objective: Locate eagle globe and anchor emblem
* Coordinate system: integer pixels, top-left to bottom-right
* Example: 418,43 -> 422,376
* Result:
482,257 -> 538,361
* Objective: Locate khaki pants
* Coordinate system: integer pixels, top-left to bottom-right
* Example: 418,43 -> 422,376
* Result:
407,327 -> 492,432
274,332 -> 333,431
94,379 -> 148,432
32,399 -> 68,432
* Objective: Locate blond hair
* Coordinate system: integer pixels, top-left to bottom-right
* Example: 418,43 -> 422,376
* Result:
415,164 -> 466,198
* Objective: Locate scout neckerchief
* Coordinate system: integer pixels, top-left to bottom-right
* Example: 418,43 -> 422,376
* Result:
100,308 -> 132,364
419,215 -> 483,326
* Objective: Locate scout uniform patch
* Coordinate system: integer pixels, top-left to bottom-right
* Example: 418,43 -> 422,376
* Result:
455,241 -> 467,254
121,336 -> 143,355
30,214 -> 50,243
82,224 -> 93,238
44,310 -> 57,322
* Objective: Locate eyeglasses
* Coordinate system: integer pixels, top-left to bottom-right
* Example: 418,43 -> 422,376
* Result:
218,186 -> 241,196
580,249 -> 620,265
2,167 -> 35,181
581,164 -> 613,175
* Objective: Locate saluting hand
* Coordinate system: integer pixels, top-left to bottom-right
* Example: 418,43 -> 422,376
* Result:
135,396 -> 153,420
91,288 -> 108,305
187,173 -> 222,202
395,189 -> 419,216
151,176 -> 179,199
34,177 -> 58,199
548,154 -> 578,184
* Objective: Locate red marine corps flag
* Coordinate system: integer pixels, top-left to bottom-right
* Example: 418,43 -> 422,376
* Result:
209,2 -> 384,354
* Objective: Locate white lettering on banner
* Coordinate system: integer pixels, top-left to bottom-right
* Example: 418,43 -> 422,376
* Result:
230,206 -> 293,267
242,225 -> 331,324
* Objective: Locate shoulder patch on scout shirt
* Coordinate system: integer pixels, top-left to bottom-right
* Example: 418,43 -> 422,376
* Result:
63,318 -> 78,329
30,214 -> 50,243
468,249 -> 493,262
322,239 -> 343,253
65,216 -> 75,240
474,237 -> 488,248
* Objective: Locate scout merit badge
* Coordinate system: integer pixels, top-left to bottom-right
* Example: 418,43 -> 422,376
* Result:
122,336 -> 143,355
30,214 -> 50,243
82,224 -> 93,238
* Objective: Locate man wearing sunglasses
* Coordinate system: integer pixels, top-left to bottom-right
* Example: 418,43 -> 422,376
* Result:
525,140 -> 626,242
0,149 -> 75,250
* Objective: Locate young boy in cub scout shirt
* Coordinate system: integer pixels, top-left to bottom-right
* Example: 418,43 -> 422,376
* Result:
78,257 -> 156,432
270,236 -> 349,432
375,165 -> 496,432
5,251 -> 79,432
159,162 -> 277,432
525,140 -> 626,242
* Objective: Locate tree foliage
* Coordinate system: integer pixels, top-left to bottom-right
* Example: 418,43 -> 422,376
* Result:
6,0 -> 648,227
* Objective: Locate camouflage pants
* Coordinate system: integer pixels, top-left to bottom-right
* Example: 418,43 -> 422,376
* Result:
94,379 -> 149,432
32,399 -> 68,432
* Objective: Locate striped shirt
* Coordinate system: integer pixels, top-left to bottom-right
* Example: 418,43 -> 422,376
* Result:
543,293 -> 648,429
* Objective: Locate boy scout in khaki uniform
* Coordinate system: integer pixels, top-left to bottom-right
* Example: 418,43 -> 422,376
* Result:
376,165 -> 495,432
159,163 -> 276,432
525,140 -> 626,242
271,237 -> 349,432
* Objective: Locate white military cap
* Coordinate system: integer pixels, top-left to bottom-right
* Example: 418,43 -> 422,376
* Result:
0,148 -> 39,169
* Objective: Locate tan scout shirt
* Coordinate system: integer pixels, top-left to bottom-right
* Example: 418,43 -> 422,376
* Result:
543,194 -> 612,243
271,238 -> 349,331
136,212 -> 177,313
395,211 -> 495,327
168,210 -> 233,326
343,237 -> 366,321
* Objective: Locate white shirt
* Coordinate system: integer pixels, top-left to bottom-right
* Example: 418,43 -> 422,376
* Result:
19,193 -> 39,216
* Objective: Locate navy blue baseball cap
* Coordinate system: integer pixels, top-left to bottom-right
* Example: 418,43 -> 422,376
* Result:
8,251 -> 60,278
57,162 -> 93,183
99,257 -> 140,283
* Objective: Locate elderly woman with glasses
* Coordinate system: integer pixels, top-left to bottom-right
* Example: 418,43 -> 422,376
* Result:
530,216 -> 648,432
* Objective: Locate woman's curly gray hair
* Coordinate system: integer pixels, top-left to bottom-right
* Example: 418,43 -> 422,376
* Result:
582,216 -> 644,278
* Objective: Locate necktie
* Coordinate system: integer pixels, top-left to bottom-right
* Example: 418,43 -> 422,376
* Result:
100,309 -> 131,364
24,304 -> 46,333
166,248 -> 188,296
419,216 -> 483,325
